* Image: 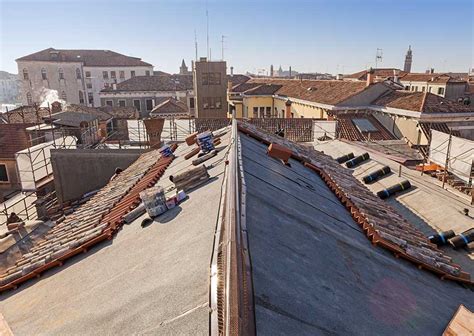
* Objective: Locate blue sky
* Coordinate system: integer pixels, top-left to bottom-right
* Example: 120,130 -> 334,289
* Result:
0,0 -> 472,75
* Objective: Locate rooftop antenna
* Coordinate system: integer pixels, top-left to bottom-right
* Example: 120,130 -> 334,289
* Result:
206,3 -> 210,60
221,35 -> 226,60
375,48 -> 383,69
194,30 -> 198,61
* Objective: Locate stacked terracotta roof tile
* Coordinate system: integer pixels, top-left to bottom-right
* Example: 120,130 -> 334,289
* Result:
238,121 -> 471,284
336,114 -> 396,141
0,148 -> 174,291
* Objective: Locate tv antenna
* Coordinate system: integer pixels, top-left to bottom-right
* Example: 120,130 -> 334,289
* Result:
375,48 -> 383,68
194,30 -> 198,61
221,35 -> 226,60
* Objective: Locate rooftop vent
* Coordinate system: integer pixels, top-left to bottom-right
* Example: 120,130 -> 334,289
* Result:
307,87 -> 316,92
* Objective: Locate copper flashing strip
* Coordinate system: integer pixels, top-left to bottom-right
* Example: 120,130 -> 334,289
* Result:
0,146 -> 177,293
237,121 -> 472,285
210,120 -> 256,336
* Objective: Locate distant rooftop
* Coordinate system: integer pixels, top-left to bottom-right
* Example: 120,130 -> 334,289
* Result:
16,48 -> 153,67
101,74 -> 193,93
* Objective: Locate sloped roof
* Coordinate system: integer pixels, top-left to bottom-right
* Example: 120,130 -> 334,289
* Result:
243,84 -> 282,96
345,68 -> 406,81
16,48 -> 152,67
101,74 -> 193,92
373,91 -> 473,113
244,78 -> 369,105
400,73 -> 466,84
228,74 -> 251,86
49,111 -> 98,127
0,123 -> 33,158
150,98 -> 188,116
237,126 -> 473,334
1,106 -> 49,124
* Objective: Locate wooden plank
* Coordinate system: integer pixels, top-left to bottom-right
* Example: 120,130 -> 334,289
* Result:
443,305 -> 474,336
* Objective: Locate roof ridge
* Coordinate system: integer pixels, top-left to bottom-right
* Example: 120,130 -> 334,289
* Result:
420,91 -> 429,112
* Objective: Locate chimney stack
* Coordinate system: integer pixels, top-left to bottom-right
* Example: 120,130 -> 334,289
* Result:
289,66 -> 292,78
51,101 -> 62,114
366,68 -> 375,86
393,69 -> 399,83
285,99 -> 292,118
230,66 -> 234,76
112,83 -> 117,90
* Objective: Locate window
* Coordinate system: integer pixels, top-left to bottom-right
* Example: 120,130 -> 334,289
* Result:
404,85 -> 409,90
88,92 -> 94,104
0,164 -> 8,182
253,107 -> 258,117
119,71 -> 125,79
85,71 -> 91,78
189,97 -> 195,108
106,100 -> 113,107
421,86 -> 425,92
23,69 -> 29,80
118,100 -> 126,107
215,97 -> 222,109
111,71 -> 116,79
428,87 -> 432,93
86,82 -> 92,89
259,107 -> 265,118
202,72 -> 221,85
59,68 -> 64,80
265,106 -> 271,118
76,68 -> 82,79
103,71 -> 108,79
41,68 -> 47,80
133,99 -> 141,111
79,91 -> 84,104
61,91 -> 67,100
26,92 -> 33,105
145,70 -> 150,76
414,86 -> 418,92
146,99 -> 153,111
131,71 -> 136,77
438,87 -> 445,95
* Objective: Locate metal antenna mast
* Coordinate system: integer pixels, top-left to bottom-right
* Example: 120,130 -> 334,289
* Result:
194,30 -> 198,61
221,35 -> 226,60
375,48 -> 383,68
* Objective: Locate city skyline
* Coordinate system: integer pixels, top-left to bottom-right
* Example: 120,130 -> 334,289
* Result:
1,0 -> 473,75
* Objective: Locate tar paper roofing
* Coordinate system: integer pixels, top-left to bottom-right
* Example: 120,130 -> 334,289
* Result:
101,74 -> 193,93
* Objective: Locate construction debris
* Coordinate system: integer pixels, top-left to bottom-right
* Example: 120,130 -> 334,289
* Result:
192,150 -> 217,166
171,165 -> 210,192
443,305 -> 473,336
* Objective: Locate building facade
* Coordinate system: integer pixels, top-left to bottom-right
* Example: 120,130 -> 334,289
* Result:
0,71 -> 19,104
16,48 -> 153,107
193,58 -> 227,118
99,74 -> 194,118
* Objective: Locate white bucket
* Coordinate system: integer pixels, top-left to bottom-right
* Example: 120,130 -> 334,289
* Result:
139,186 -> 168,217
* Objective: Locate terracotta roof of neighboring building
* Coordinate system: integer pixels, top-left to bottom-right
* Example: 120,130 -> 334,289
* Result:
101,74 -> 193,92
334,113 -> 397,141
242,84 -> 282,96
345,68 -> 406,81
153,70 -> 171,76
0,123 -> 34,158
1,106 -> 49,124
246,78 -> 369,105
373,91 -> 473,113
399,73 -> 466,84
227,74 -> 251,86
16,48 -> 152,67
231,82 -> 261,93
150,98 -> 189,116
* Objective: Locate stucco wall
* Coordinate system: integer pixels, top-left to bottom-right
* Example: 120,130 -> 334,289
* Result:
0,159 -> 20,195
17,61 -> 85,105
373,113 -> 427,145
51,149 -> 144,204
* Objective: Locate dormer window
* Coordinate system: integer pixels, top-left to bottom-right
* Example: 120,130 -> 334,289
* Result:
41,68 -> 47,80
59,68 -> 64,80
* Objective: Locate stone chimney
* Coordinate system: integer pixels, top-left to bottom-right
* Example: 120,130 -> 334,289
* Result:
393,69 -> 399,83
230,66 -> 234,76
51,101 -> 62,114
289,66 -> 292,78
366,68 -> 375,87
285,99 -> 292,118
112,83 -> 117,90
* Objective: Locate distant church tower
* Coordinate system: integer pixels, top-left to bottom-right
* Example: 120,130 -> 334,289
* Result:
180,59 -> 189,75
278,65 -> 283,77
270,64 -> 274,77
403,46 -> 413,73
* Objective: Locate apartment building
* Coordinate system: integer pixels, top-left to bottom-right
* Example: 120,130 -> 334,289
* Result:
345,68 -> 468,102
0,71 -> 19,104
99,74 -> 194,118
16,48 -> 153,107
193,58 -> 228,118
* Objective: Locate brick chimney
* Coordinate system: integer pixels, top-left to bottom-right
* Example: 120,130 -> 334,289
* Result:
366,68 -> 375,86
285,99 -> 292,118
51,101 -> 62,114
